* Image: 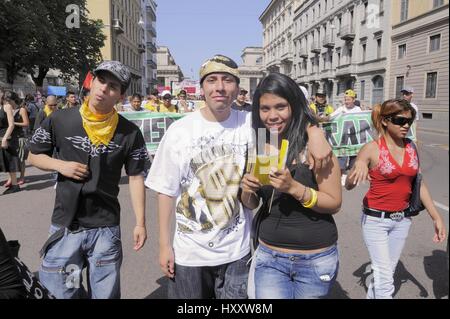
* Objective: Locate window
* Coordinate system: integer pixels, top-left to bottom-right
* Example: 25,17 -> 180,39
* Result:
349,47 -> 353,63
430,34 -> 441,52
398,44 -> 407,59
380,0 -> 384,11
364,2 -> 368,20
400,0 -> 408,22
337,52 -> 341,67
377,38 -> 382,59
360,80 -> 366,100
350,10 -> 354,27
426,72 -> 437,98
362,44 -> 367,62
433,0 -> 444,8
395,76 -> 405,97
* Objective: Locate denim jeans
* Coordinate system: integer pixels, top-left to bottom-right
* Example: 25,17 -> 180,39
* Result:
361,213 -> 412,299
39,224 -> 122,299
167,253 -> 250,299
254,243 -> 339,299
338,156 -> 357,172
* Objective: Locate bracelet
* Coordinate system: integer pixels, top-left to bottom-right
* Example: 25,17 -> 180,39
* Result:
301,187 -> 313,206
302,188 -> 318,208
298,185 -> 308,202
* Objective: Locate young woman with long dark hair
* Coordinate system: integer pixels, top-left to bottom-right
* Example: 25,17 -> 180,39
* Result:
241,73 -> 342,299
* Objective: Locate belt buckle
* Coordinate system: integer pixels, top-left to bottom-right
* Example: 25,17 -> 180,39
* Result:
389,211 -> 404,221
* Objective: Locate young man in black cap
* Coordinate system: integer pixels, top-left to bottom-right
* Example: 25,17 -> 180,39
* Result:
28,60 -> 150,299
231,88 -> 252,112
146,54 -> 333,299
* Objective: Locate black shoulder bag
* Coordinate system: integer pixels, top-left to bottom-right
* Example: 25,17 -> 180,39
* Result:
408,140 -> 425,216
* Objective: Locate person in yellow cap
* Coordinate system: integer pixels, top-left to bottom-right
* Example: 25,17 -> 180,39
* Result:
329,89 -> 362,185
309,91 -> 334,122
145,54 -> 334,299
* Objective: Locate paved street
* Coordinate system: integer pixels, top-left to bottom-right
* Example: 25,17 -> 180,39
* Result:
0,130 -> 448,299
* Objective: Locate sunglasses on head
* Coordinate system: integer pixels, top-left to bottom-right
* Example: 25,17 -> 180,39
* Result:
387,116 -> 414,127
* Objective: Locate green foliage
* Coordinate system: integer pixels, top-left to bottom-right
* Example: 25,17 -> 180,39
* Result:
0,0 -> 106,87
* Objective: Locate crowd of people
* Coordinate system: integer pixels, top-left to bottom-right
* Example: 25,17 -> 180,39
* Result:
0,55 -> 447,300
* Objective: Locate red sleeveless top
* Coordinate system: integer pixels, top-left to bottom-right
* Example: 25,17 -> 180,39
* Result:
363,136 -> 419,211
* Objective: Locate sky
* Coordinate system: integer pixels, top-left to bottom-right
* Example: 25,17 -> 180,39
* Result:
156,0 -> 271,80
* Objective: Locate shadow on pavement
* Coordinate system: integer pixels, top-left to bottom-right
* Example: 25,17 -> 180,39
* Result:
423,250 -> 449,299
144,276 -> 168,299
22,173 -> 54,184
23,180 -> 56,191
119,175 -> 129,185
328,281 -> 350,299
353,260 -> 429,298
394,261 -> 428,297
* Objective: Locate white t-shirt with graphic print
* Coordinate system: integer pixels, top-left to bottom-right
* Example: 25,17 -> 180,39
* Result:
146,109 -> 253,267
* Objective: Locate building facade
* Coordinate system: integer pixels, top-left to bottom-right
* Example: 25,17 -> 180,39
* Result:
389,0 -> 448,119
87,0 -> 156,95
260,0 -> 301,76
238,47 -> 265,99
144,0 -> 158,94
156,46 -> 184,93
290,0 -> 390,107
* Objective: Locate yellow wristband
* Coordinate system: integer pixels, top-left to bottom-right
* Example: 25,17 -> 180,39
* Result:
303,188 -> 318,208
301,187 -> 314,206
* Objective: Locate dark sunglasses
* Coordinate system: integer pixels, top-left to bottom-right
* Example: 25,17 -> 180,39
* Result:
47,104 -> 58,107
388,116 -> 414,127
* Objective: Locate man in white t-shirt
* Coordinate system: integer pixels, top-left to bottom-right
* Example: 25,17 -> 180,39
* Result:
146,55 -> 253,299
145,54 -> 334,299
330,89 -> 362,185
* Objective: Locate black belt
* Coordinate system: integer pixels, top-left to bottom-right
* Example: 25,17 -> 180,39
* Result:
363,207 -> 413,221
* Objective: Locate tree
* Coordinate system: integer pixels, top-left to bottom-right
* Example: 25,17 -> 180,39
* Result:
0,0 -> 105,89
25,0 -> 106,89
0,0 -> 50,85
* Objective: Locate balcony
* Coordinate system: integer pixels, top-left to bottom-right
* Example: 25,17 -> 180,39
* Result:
339,24 -> 355,40
335,64 -> 356,77
146,24 -> 157,37
299,48 -> 308,58
310,42 -> 321,54
112,19 -> 124,34
138,44 -> 146,53
280,51 -> 293,62
147,59 -> 157,69
146,42 -> 157,53
322,35 -> 335,48
320,69 -> 336,80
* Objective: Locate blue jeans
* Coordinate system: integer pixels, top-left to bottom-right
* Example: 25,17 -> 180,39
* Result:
338,156 -> 357,172
361,212 -> 412,299
167,253 -> 250,299
361,213 -> 411,299
254,243 -> 339,299
39,224 -> 122,299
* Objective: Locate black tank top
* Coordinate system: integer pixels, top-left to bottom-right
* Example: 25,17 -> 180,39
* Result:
258,163 -> 338,250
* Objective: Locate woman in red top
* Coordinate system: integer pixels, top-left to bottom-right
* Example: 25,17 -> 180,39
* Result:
345,99 -> 446,299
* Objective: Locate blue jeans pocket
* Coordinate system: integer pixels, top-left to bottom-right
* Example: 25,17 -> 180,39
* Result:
103,226 -> 121,244
312,247 -> 339,283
